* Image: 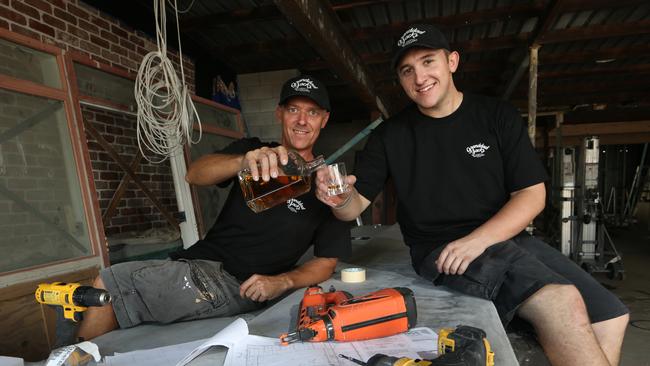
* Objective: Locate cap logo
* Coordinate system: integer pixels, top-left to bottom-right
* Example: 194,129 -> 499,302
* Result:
291,78 -> 318,93
397,27 -> 426,47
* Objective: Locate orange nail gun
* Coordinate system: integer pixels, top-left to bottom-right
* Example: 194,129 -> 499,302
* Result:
280,285 -> 417,345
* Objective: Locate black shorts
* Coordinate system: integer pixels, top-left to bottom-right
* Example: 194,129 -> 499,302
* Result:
419,234 -> 629,325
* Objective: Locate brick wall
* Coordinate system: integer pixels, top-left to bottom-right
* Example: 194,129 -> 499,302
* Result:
0,0 -> 195,90
0,0 -> 196,238
238,69 -> 299,142
82,106 -> 178,235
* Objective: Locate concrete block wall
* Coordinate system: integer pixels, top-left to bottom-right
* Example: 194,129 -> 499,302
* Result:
82,106 -> 178,236
238,69 -> 299,142
0,0 -> 195,90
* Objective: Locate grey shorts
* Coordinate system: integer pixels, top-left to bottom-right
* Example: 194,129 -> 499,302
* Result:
100,259 -> 263,328
419,235 -> 629,325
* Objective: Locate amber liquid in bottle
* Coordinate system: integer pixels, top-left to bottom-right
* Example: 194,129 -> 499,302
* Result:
240,174 -> 312,213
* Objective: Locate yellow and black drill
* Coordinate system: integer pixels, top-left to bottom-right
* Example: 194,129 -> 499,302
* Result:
35,282 -> 111,322
339,325 -> 495,366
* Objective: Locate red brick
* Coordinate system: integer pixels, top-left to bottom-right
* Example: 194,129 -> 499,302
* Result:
100,29 -> 118,44
78,19 -> 98,34
29,18 -> 55,37
90,34 -> 109,48
11,1 -> 38,20
49,0 -> 65,9
42,13 -> 65,31
11,24 -> 40,40
67,4 -> 89,20
118,37 -> 136,51
24,0 -> 51,14
129,33 -> 144,47
53,8 -> 76,25
67,24 -> 89,40
79,39 -> 100,55
0,8 -> 27,25
90,15 -> 109,30
56,31 -> 79,47
110,24 -> 128,39
0,18 -> 8,29
111,44 -> 127,56
0,0 -> 8,5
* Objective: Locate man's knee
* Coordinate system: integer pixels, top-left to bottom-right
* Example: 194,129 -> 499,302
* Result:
518,284 -> 588,323
92,275 -> 106,289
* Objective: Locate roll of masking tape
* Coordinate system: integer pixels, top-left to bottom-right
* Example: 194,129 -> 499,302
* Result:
341,267 -> 366,283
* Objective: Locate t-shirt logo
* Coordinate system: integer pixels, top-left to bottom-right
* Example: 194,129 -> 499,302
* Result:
291,78 -> 318,93
397,27 -> 425,47
466,143 -> 490,158
287,198 -> 306,213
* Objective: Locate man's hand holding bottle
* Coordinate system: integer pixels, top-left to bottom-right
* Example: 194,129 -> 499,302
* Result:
241,146 -> 289,182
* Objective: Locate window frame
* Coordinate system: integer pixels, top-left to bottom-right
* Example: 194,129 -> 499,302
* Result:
0,28 -> 106,276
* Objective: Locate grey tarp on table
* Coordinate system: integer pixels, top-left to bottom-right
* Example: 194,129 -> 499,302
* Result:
32,225 -> 518,365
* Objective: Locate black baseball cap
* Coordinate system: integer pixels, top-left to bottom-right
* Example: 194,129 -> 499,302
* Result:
391,24 -> 451,70
279,75 -> 330,111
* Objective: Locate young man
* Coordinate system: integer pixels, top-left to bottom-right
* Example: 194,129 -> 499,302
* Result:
314,25 -> 628,366
77,75 -> 350,340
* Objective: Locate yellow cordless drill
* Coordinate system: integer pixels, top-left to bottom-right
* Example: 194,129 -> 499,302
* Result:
339,325 -> 494,366
35,282 -> 111,322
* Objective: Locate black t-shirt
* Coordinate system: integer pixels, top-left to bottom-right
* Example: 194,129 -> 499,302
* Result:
354,93 -> 548,271
170,138 -> 351,281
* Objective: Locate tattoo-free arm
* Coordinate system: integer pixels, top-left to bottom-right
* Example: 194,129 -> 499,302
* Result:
436,182 -> 546,275
239,257 -> 338,302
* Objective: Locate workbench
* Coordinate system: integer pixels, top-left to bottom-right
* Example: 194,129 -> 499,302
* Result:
59,225 -> 519,365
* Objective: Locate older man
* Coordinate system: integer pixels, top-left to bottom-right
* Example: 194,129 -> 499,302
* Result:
77,75 -> 350,340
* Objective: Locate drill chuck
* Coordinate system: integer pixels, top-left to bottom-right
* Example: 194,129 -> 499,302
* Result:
72,286 -> 111,307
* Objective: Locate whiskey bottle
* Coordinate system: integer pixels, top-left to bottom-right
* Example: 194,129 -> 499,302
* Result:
238,150 -> 325,213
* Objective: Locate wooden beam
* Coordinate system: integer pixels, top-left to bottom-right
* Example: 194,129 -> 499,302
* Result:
539,64 -> 650,79
331,0 -> 402,11
347,2 -> 546,41
540,44 -> 650,65
547,121 -> 650,137
502,0 -> 563,100
180,5 -> 282,32
512,91 -> 649,108
538,20 -> 650,44
273,0 -> 388,115
528,45 -> 540,146
540,133 -> 650,147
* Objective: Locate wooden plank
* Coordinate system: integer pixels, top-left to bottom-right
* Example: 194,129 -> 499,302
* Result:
102,153 -> 143,227
528,45 -> 540,146
539,133 -> 650,147
273,0 -> 388,115
0,267 -> 98,361
547,121 -> 650,137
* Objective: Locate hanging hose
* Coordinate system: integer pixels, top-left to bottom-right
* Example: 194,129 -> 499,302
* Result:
134,0 -> 201,163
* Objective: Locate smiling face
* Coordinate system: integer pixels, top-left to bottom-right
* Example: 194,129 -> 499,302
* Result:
277,96 -> 330,160
397,47 -> 461,118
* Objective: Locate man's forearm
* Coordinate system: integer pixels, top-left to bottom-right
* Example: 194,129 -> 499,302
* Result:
464,182 -> 546,248
281,257 -> 338,290
185,153 -> 243,186
331,188 -> 371,221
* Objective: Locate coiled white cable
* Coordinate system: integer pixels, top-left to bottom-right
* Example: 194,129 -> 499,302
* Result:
135,0 -> 201,163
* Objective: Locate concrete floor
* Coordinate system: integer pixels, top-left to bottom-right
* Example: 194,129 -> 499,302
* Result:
510,224 -> 650,366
